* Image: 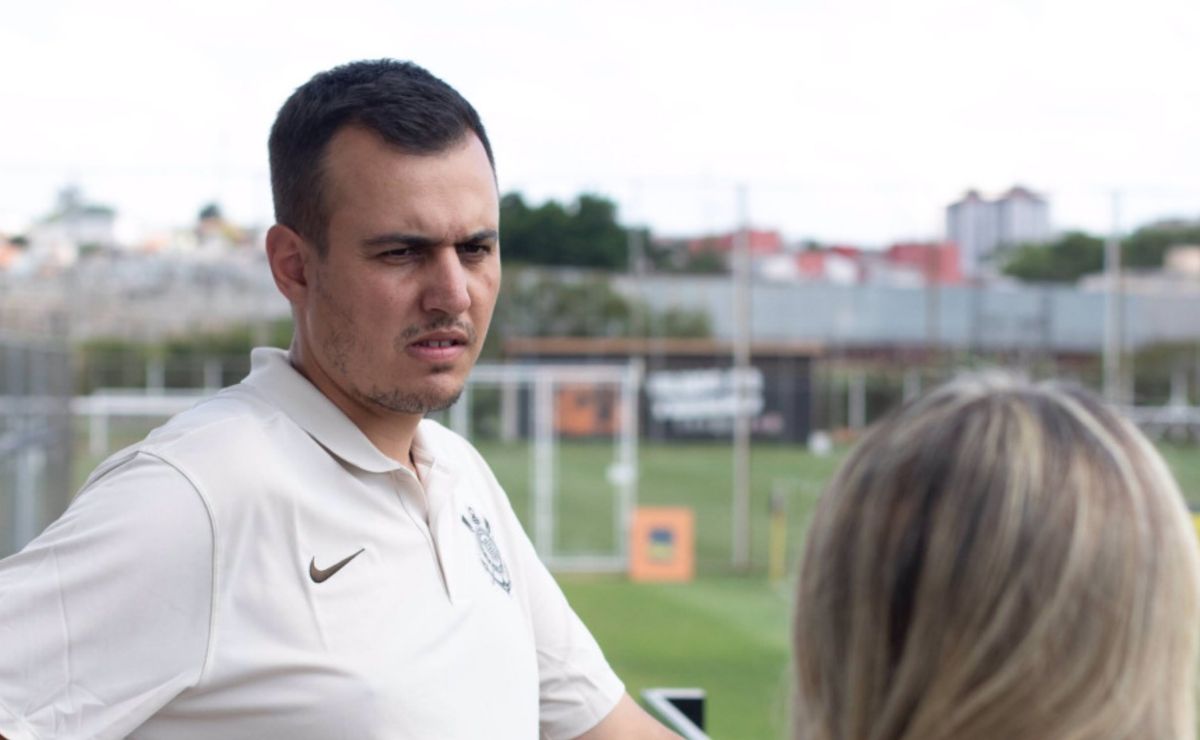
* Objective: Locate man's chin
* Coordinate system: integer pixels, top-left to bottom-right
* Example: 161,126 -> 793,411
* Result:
422,388 -> 464,414
367,382 -> 464,416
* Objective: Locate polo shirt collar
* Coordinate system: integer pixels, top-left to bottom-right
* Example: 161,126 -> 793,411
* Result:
242,347 -> 405,474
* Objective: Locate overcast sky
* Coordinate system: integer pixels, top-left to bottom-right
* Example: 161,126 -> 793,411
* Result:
2,0 -> 1198,246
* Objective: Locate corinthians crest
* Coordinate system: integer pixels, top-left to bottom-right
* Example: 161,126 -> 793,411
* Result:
461,506 -> 512,594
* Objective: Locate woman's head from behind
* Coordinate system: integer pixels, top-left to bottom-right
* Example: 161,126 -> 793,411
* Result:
794,375 -> 1200,740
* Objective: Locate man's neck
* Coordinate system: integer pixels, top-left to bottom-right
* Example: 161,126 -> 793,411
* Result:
287,349 -> 422,473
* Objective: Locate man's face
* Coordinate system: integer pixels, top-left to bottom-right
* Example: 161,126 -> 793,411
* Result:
298,125 -> 500,419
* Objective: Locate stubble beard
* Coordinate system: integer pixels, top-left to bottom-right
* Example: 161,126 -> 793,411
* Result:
363,316 -> 479,416
365,382 -> 464,415
315,275 -> 476,416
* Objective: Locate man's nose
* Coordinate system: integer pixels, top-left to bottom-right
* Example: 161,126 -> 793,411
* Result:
421,247 -> 471,315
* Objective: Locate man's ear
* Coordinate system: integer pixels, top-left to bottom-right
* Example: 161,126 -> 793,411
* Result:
265,224 -> 312,305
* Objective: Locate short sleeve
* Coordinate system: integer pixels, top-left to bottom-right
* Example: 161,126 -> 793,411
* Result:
0,453 -> 214,740
520,539 -> 625,740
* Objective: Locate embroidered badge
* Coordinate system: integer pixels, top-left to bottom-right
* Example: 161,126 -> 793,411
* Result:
461,506 -> 512,594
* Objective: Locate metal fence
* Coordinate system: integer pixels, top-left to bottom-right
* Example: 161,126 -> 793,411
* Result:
0,324 -> 73,557
614,273 -> 1200,353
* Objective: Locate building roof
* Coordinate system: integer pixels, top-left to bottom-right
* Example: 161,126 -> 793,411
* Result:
687,229 -> 783,255
1002,185 -> 1045,202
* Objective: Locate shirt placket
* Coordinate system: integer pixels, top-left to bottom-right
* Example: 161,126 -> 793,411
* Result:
423,461 -> 471,605
390,463 -> 467,604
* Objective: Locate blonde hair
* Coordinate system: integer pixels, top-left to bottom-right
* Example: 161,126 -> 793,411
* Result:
793,374 -> 1200,740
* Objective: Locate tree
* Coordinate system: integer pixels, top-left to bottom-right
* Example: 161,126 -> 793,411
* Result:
1003,220 -> 1200,283
493,273 -> 631,338
1002,231 -> 1104,283
482,269 -> 711,358
1123,220 -> 1200,269
199,202 -> 223,221
500,192 -> 628,269
638,235 -> 732,274
677,249 -> 727,274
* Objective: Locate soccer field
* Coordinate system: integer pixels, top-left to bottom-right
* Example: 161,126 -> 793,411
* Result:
72,424 -> 1200,738
472,440 -> 847,574
558,573 -> 795,739
479,439 -> 1200,738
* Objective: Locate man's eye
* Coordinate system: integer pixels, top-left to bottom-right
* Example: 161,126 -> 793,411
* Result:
459,242 -> 493,256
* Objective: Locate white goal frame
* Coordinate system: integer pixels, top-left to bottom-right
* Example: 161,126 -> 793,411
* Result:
452,361 -> 642,573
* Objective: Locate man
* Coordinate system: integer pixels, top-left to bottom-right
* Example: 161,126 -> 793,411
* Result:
0,60 -> 676,739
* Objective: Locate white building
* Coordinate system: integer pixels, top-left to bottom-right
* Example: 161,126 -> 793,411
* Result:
947,186 -> 1050,276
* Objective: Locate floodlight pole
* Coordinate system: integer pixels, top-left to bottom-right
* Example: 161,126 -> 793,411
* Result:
731,185 -> 752,571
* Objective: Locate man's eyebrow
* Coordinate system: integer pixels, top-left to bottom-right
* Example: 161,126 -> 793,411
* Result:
458,229 -> 499,245
361,233 -> 439,250
360,229 -> 499,249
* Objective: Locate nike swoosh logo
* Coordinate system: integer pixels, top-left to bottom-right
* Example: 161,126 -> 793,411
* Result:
309,548 -> 365,583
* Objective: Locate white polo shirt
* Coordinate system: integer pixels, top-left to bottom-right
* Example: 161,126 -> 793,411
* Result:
0,348 -> 623,740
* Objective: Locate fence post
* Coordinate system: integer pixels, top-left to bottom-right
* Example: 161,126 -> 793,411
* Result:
89,406 -> 110,458
849,369 -> 866,430
532,371 -> 556,558
147,357 -> 166,392
501,378 -> 519,441
203,359 -> 222,391
15,443 -> 44,550
450,382 -> 471,438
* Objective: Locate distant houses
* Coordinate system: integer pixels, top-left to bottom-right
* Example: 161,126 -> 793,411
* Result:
0,188 -> 260,277
662,228 -> 965,287
648,184 -> 1051,286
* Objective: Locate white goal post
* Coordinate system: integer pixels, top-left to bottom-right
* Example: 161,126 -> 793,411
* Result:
452,361 -> 642,572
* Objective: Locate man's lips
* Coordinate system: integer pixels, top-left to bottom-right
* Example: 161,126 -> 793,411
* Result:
406,332 -> 470,362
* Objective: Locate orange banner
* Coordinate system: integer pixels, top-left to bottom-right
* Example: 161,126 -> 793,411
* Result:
630,507 -> 695,583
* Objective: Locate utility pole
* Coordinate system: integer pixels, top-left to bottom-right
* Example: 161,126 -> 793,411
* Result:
731,186 -> 752,570
627,179 -> 648,340
1103,191 -> 1122,404
628,220 -> 647,338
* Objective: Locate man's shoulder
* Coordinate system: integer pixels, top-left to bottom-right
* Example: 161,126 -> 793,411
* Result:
88,384 -> 290,484
144,384 -> 286,454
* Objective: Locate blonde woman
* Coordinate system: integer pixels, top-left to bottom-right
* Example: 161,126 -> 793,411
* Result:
793,375 -> 1200,740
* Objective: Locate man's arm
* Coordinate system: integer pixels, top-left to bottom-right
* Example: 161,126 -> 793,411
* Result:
573,693 -> 682,740
0,455 -> 213,737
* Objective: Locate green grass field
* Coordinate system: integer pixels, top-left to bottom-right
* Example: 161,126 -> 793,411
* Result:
559,574 -> 795,738
472,440 -> 844,572
474,440 -> 843,738
72,420 -> 1200,738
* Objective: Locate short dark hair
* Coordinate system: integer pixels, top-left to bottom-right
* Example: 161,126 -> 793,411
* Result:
268,59 -> 495,253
